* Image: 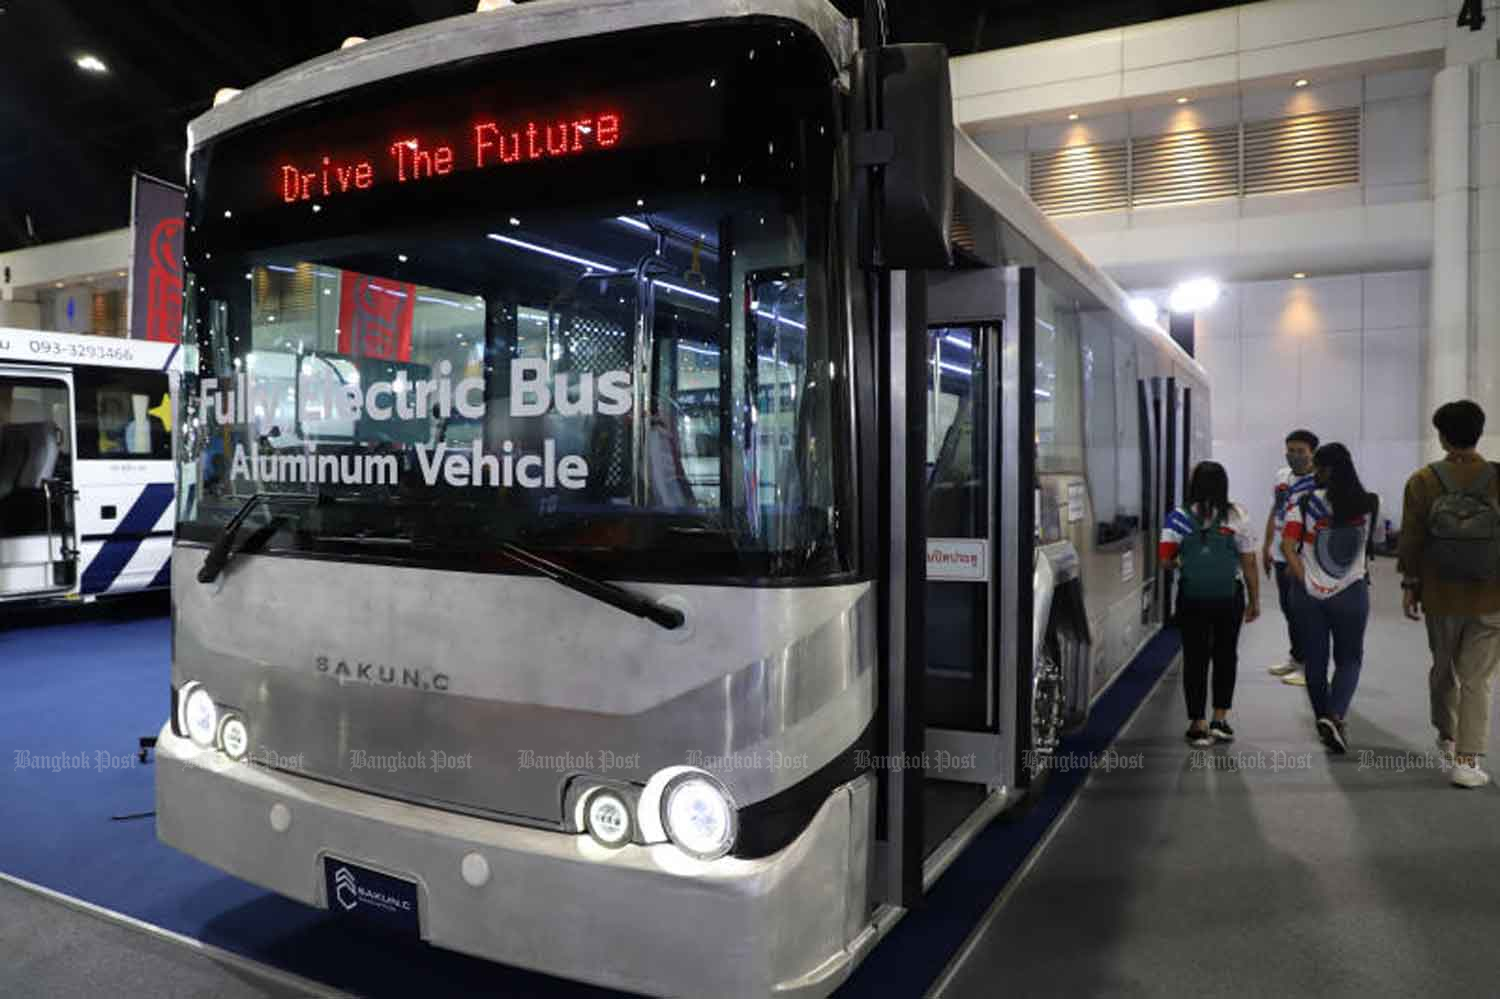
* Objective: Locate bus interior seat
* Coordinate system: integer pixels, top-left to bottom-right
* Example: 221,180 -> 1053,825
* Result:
0,421 -> 62,536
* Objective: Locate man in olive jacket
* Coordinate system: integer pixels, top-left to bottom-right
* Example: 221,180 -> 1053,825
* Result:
1399,400 -> 1500,788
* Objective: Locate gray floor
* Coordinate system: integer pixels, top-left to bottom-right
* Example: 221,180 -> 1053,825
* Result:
0,878 -> 333,999
938,560 -> 1500,998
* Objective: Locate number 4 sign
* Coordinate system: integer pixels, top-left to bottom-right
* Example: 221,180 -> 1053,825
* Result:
1457,0 -> 1486,31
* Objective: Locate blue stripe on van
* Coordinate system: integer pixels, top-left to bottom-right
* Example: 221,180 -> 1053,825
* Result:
147,559 -> 172,590
79,483 -> 175,595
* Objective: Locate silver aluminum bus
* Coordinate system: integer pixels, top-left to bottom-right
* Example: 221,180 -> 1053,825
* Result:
156,2 -> 1209,996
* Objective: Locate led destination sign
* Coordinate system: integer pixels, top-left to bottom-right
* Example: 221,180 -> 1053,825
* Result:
277,110 -> 623,205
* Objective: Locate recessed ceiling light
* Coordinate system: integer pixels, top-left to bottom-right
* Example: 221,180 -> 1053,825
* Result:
75,54 -> 107,73
1295,79 -> 1309,88
54,281 -> 64,289
1293,272 -> 1307,279
1176,96 -> 1190,105
1067,113 -> 1079,121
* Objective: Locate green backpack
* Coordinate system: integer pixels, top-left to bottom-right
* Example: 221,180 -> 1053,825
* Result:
1427,462 -> 1500,582
1178,510 -> 1240,601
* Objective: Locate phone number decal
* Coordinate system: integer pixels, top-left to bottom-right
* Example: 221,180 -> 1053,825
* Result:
26,339 -> 135,363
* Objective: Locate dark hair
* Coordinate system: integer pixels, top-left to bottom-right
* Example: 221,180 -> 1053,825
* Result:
1432,400 -> 1485,450
1286,429 -> 1319,450
1314,443 -> 1371,524
1187,461 -> 1231,523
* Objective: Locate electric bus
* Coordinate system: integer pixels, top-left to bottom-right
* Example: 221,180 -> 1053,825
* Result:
156,2 -> 1209,995
0,328 -> 177,607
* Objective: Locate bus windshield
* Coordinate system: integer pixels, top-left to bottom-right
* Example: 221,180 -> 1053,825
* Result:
176,23 -> 855,581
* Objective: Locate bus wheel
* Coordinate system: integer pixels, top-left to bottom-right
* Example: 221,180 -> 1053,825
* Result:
1028,636 -> 1066,781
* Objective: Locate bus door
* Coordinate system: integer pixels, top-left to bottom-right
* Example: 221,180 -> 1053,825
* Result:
0,365 -> 78,600
920,321 -> 997,856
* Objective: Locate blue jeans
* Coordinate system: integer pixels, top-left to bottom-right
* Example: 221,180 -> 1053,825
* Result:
1290,579 -> 1370,719
1274,562 -> 1303,664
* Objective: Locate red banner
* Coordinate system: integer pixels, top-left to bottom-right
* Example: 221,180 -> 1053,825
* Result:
337,273 -> 415,360
130,173 -> 185,342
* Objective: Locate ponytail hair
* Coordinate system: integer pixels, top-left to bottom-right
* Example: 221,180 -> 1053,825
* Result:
1187,461 -> 1231,524
1314,442 -> 1371,523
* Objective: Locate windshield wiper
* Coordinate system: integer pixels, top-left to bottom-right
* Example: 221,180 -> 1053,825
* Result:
499,541 -> 684,631
197,493 -> 316,583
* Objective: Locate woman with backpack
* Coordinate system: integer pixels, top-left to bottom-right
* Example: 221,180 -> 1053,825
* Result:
1160,461 -> 1261,747
1281,442 -> 1379,753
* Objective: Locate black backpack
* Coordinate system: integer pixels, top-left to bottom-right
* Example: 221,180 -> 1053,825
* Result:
1426,462 -> 1500,582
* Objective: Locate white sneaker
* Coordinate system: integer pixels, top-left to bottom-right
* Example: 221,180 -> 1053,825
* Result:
1268,661 -> 1299,677
1436,738 -> 1456,769
1281,670 -> 1307,687
1451,762 -> 1491,788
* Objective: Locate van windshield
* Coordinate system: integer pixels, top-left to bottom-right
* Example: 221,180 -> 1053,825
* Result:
175,23 -> 855,581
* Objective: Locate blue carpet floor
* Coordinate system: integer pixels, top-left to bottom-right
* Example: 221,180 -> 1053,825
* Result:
0,600 -> 1177,997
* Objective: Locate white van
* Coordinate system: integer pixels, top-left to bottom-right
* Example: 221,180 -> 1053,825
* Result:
0,327 -> 179,606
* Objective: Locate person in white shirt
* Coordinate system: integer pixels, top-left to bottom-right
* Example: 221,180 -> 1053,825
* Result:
1263,429 -> 1319,685
1160,461 -> 1261,746
1281,442 -> 1378,755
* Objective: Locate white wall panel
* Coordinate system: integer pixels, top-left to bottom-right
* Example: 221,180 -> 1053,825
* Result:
1121,10 -> 1239,71
1362,97 -> 1431,187
1192,271 -> 1427,519
1362,328 -> 1424,440
1362,271 -> 1428,329
1238,0 -> 1444,54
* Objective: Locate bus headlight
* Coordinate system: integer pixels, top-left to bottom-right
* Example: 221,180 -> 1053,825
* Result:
585,789 -> 633,848
217,714 -> 249,761
180,683 -> 218,748
660,772 -> 736,860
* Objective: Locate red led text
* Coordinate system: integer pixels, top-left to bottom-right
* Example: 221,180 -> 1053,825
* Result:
280,157 -> 374,203
474,113 -> 620,167
275,111 -> 624,207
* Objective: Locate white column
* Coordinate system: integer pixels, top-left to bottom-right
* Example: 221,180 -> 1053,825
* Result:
1476,58 -> 1500,456
1429,0 -> 1500,459
1428,64 -> 1472,462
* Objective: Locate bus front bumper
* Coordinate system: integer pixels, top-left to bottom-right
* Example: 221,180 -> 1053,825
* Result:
154,725 -> 876,998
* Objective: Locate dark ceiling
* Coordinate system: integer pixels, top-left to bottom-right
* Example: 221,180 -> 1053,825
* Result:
0,0 -> 1250,252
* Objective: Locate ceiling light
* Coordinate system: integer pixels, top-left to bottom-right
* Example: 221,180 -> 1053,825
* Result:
1169,277 -> 1221,313
54,281 -> 64,289
397,254 -> 408,262
1295,79 -> 1309,88
1067,113 -> 1079,121
213,88 -> 241,107
75,54 -> 107,73
1293,272 -> 1306,279
1175,96 -> 1190,104
340,37 -> 367,49
1128,297 -> 1159,325
116,271 -> 125,277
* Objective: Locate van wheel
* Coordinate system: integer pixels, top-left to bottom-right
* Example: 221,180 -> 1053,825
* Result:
1027,635 -> 1066,781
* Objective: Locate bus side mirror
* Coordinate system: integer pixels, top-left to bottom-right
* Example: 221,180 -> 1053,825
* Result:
854,43 -> 954,269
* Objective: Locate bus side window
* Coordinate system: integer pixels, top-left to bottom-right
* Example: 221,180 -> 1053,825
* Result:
75,369 -> 172,461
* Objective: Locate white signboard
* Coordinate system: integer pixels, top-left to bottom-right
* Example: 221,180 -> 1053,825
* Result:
1067,481 -> 1086,523
927,538 -> 989,582
1121,550 -> 1136,582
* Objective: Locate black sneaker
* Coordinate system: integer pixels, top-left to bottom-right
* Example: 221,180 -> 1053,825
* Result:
1210,720 -> 1235,743
1317,717 -> 1347,754
1185,726 -> 1213,748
